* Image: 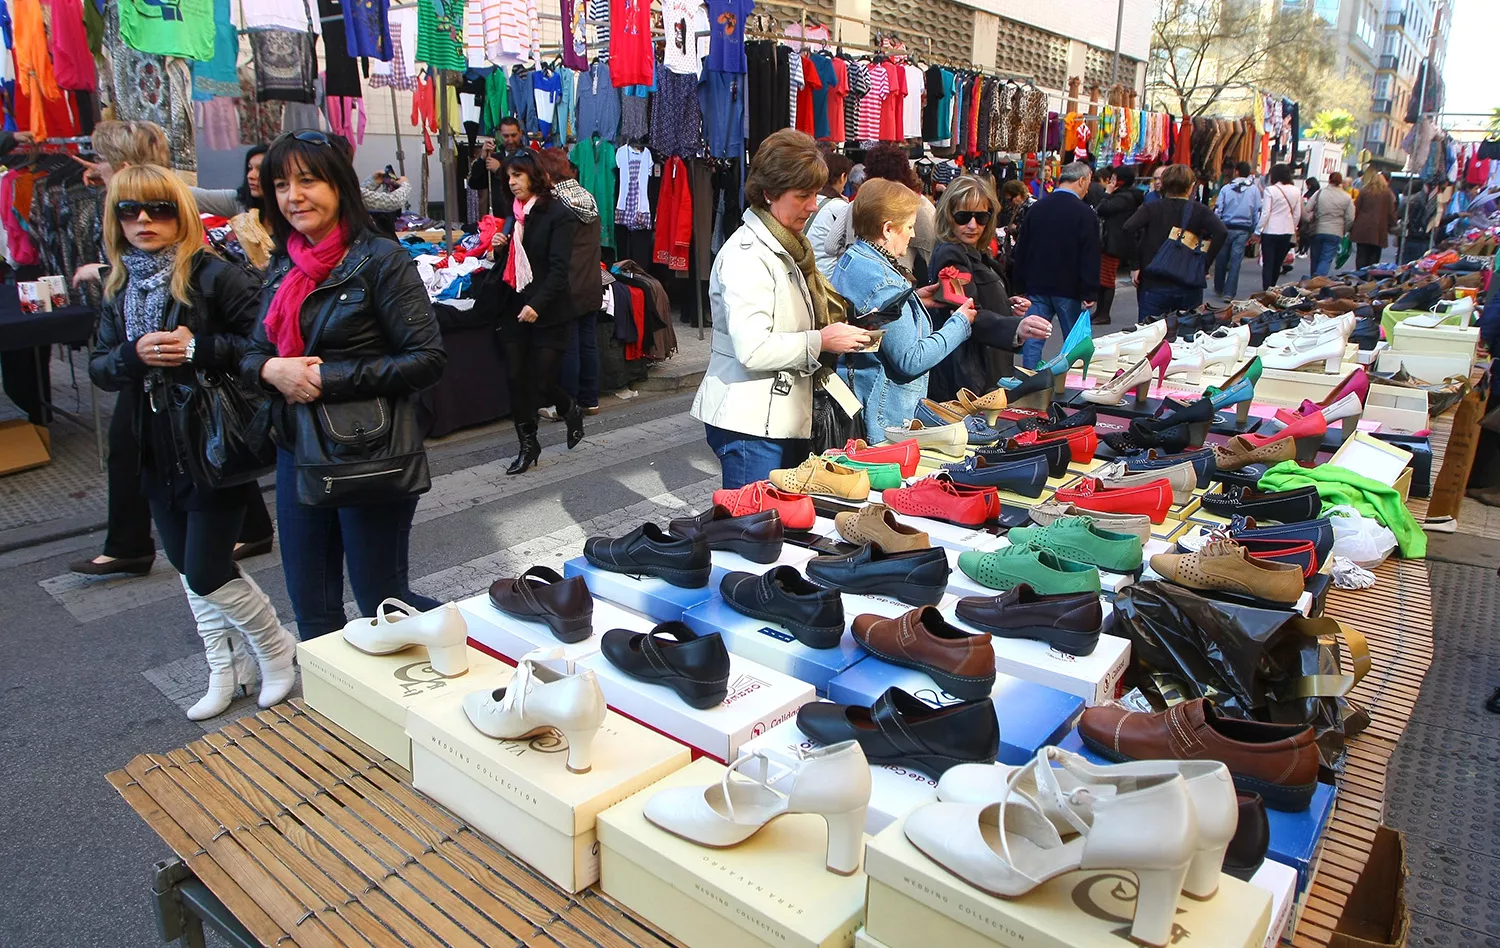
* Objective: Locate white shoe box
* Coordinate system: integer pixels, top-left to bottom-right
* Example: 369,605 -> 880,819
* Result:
739,711 -> 937,836
407,673 -> 690,892
563,555 -> 719,623
597,757 -> 869,948
457,593 -> 650,662
945,607 -> 1130,706
682,595 -> 869,695
863,817 -> 1273,948
1249,859 -> 1298,948
297,633 -> 510,770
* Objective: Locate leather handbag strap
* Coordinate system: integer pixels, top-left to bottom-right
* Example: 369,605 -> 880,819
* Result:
869,691 -> 928,756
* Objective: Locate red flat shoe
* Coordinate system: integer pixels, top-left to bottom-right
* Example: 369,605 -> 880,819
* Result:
712,481 -> 817,531
883,475 -> 996,527
1054,476 -> 1173,523
826,438 -> 921,478
1243,410 -> 1328,447
1009,425 -> 1098,464
937,473 -> 1002,521
1238,537 -> 1319,577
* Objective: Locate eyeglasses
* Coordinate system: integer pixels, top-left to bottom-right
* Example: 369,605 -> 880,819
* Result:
276,129 -> 334,147
115,201 -> 179,222
952,210 -> 993,226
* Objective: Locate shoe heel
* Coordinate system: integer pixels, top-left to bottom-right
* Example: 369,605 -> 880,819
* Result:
1187,421 -> 1209,448
1128,863 -> 1193,947
1182,844 -> 1227,900
552,614 -> 594,644
1294,434 -> 1322,464
1132,381 -> 1150,407
561,727 -> 596,774
1053,370 -> 1068,395
1235,400 -> 1250,426
823,807 -> 867,875
1340,414 -> 1359,437
426,642 -> 470,678
1323,353 -> 1343,372
728,539 -> 783,564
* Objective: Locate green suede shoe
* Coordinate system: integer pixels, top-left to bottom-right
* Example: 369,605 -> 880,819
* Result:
956,546 -> 1102,595
820,454 -> 903,491
1005,516 -> 1144,575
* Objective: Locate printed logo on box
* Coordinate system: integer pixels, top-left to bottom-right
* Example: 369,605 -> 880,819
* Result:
1071,872 -> 1190,944
390,659 -> 467,698
722,673 -> 772,707
757,626 -> 797,643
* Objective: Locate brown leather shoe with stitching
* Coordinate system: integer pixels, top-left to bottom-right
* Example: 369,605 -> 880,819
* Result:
852,606 -> 995,700
1078,698 -> 1320,811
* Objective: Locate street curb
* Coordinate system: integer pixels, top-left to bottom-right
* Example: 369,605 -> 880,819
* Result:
635,367 -> 707,393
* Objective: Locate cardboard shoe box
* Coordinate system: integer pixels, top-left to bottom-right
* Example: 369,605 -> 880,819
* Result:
407,677 -> 690,892
947,608 -> 1129,706
458,592 -> 653,662
1249,858 -> 1298,948
863,817 -> 1273,948
682,594 -> 869,695
297,633 -> 510,769
563,555 -> 720,623
598,757 -> 869,948
739,712 -> 937,835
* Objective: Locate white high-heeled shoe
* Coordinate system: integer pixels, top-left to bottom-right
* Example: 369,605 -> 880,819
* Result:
342,599 -> 469,677
1165,340 -> 1207,378
1260,331 -> 1347,372
905,748 -> 1200,948
1094,321 -> 1168,361
1264,313 -> 1354,349
644,741 -> 872,875
1196,324 -> 1251,361
936,749 -> 1237,900
1079,355 -> 1154,406
462,646 -> 606,774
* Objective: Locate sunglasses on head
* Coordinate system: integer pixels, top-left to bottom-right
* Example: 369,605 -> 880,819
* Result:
953,210 -> 993,226
276,129 -> 334,147
116,201 -> 179,222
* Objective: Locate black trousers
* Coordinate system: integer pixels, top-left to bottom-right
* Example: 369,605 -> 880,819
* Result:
1259,233 -> 1294,290
504,326 -> 573,426
1355,242 -> 1384,269
148,498 -> 244,596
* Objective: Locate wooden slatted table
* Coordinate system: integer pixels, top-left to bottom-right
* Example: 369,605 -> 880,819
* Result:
108,701 -> 680,948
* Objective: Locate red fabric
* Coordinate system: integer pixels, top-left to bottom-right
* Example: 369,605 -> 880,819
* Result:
1466,158 -> 1490,186
795,54 -> 819,136
412,72 -> 437,153
1173,117 -> 1192,166
967,76 -> 981,156
43,0 -> 96,90
827,57 -> 848,142
879,61 -> 904,141
624,286 -> 646,360
652,156 -> 693,272
610,0 -> 655,86
264,222 -> 351,358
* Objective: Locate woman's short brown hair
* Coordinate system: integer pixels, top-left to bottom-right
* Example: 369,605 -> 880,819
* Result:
92,120 -> 170,169
851,178 -> 922,241
935,175 -> 1001,249
536,148 -> 578,182
745,129 -> 828,207
1160,163 -> 1195,197
821,153 -> 853,197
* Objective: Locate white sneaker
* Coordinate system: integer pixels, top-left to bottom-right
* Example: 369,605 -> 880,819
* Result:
342,600 -> 469,677
1179,330 -> 1244,374
905,748 -> 1201,947
1260,332 -> 1347,372
935,749 -> 1238,900
885,419 -> 968,458
462,647 -> 606,773
644,741 -> 872,875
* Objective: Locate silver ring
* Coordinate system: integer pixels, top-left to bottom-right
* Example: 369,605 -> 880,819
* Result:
154,344 -> 160,354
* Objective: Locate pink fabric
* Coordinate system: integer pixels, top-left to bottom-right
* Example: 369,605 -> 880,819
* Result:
503,196 -> 535,289
44,0 -> 96,90
264,222 -> 350,357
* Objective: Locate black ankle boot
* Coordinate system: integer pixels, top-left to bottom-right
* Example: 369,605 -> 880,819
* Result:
506,422 -> 541,475
564,401 -> 585,449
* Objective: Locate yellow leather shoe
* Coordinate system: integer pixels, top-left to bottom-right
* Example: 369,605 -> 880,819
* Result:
956,387 -> 1009,423
769,456 -> 871,501
1149,537 -> 1304,607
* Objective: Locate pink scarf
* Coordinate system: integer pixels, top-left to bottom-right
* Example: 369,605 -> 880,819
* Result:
503,196 -> 536,292
264,221 -> 351,357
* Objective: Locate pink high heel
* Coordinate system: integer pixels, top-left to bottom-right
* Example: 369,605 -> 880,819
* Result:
1147,340 -> 1171,388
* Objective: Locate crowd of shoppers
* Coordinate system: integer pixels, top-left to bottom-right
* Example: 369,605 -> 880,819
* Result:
1010,161 -> 1101,368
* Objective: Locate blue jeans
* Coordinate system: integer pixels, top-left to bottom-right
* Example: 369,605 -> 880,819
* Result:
559,309 -> 601,408
1020,296 -> 1083,369
704,424 -> 810,490
1137,284 -> 1205,320
1309,233 -> 1341,276
275,449 -> 440,639
1213,227 -> 1252,297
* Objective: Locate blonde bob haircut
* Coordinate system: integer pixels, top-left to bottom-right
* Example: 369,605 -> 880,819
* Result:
103,164 -> 208,308
935,175 -> 1001,249
851,178 -> 922,241
744,129 -> 828,207
92,119 -> 171,169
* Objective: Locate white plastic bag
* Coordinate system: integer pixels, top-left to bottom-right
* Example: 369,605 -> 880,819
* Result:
1328,505 -> 1397,568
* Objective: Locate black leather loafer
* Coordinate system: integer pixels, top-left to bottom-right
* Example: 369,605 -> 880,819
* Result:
69,554 -> 155,577
805,544 -> 950,606
975,438 -> 1070,479
720,566 -> 845,649
797,687 -> 999,779
1224,792 -> 1270,881
1016,403 -> 1097,434
488,566 -> 594,643
1201,485 -> 1320,524
584,522 -> 711,588
600,622 -> 731,708
668,505 -> 784,564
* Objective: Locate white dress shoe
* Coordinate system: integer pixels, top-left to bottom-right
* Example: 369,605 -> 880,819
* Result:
905,748 -> 1200,948
1165,340 -> 1207,377
462,647 -> 606,774
1080,355 -> 1154,406
1094,321 -> 1168,360
342,599 -> 469,678
1402,296 -> 1473,328
1265,313 -> 1353,349
885,419 -> 968,458
644,741 -> 872,875
936,749 -> 1237,900
1260,331 -> 1347,372
1199,324 -> 1251,360
1180,331 -> 1242,374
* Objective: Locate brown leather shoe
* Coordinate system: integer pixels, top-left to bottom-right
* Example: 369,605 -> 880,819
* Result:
1211,434 -> 1296,472
852,606 -> 995,700
1078,698 -> 1320,811
834,503 -> 931,552
489,566 -> 595,644
1149,536 -> 1305,607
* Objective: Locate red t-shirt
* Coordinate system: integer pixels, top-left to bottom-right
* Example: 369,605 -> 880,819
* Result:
827,57 -> 849,142
610,0 -> 655,86
879,61 -> 905,141
795,53 -> 820,136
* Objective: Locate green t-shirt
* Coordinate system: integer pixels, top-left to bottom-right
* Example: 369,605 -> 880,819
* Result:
415,0 -> 467,71
119,0 -> 217,62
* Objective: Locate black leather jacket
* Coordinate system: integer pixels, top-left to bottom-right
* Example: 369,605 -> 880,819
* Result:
241,230 -> 446,435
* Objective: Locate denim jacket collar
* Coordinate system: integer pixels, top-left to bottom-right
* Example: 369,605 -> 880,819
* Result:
835,239 -> 913,316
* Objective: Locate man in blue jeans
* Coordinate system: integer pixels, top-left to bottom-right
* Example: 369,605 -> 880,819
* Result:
1213,162 -> 1261,299
1011,161 -> 1100,368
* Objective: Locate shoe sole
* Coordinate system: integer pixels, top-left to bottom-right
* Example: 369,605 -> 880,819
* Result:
1079,731 -> 1316,811
711,538 -> 783,564
488,593 -> 593,645
1163,582 -> 1301,611
864,749 -> 984,781
855,638 -> 995,700
584,550 -> 712,589
955,619 -> 1099,656
805,571 -> 945,608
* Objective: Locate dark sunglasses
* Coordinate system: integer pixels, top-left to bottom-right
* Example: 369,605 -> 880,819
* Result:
276,129 -> 334,147
952,210 -> 993,226
116,201 -> 179,222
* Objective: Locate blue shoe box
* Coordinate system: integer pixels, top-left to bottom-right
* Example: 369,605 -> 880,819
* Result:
682,596 -> 868,695
825,658 -> 1084,765
563,556 -> 720,624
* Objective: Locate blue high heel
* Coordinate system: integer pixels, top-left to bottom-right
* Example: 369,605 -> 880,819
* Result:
1162,356 -> 1262,426
1036,316 -> 1096,391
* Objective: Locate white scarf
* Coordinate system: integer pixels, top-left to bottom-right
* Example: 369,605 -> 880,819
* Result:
508,196 -> 537,292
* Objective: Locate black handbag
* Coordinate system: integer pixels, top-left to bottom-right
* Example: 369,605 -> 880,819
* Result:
292,396 -> 431,506
166,370 -> 276,490
1143,200 -> 1209,287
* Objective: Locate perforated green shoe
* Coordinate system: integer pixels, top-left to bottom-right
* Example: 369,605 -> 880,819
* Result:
820,453 -> 903,490
1005,516 -> 1144,575
956,546 -> 1102,595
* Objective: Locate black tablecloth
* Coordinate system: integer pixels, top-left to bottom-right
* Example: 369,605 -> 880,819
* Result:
0,284 -> 98,424
419,302 -> 511,437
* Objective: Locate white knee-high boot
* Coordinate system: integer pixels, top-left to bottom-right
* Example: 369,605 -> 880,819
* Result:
203,569 -> 298,708
179,577 -> 239,721
179,575 -> 259,706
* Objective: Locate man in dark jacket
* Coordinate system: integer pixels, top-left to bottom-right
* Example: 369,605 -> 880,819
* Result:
1011,161 -> 1102,368
1398,178 -> 1439,264
468,117 -> 526,217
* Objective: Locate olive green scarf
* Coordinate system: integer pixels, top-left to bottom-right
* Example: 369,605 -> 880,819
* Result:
752,206 -> 847,328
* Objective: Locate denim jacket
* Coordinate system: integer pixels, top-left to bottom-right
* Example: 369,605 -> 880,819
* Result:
832,240 -> 972,443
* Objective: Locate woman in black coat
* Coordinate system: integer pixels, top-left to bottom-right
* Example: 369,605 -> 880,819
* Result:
1094,166 -> 1143,325
489,150 -> 583,473
925,176 -> 1051,400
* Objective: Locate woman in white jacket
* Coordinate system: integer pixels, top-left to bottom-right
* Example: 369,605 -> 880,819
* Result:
691,130 -> 871,489
1256,163 -> 1303,291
